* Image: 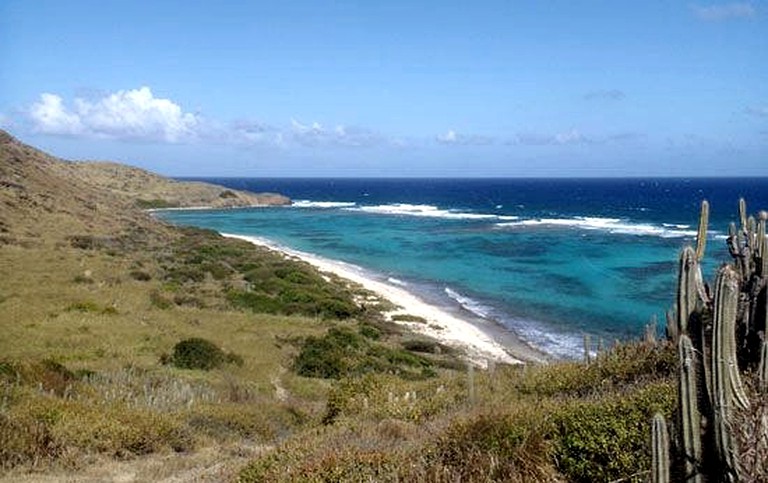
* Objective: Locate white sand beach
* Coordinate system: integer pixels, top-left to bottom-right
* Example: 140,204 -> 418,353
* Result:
223,233 -> 532,367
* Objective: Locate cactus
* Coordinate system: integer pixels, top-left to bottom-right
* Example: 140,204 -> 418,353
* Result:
651,413 -> 670,483
739,198 -> 748,234
760,340 -> 768,392
696,200 -> 709,261
678,335 -> 702,482
676,247 -> 700,336
759,211 -> 767,277
710,266 -> 748,482
658,200 -> 768,482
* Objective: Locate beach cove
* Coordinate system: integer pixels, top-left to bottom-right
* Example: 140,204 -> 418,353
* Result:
222,233 -> 547,366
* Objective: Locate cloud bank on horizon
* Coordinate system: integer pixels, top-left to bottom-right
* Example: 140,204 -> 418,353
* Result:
0,1 -> 765,176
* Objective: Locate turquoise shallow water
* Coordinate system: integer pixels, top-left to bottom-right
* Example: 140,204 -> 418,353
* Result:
158,178 -> 768,358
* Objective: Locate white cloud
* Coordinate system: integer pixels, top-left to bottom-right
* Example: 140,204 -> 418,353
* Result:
29,93 -> 84,135
435,129 -> 494,146
28,87 -> 201,142
290,119 -> 383,147
691,2 -> 755,21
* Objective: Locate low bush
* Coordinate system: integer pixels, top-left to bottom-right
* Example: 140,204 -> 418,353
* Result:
391,314 -> 427,323
293,327 -> 434,381
551,381 -> 675,482
135,199 -> 178,209
165,338 -> 242,371
0,412 -> 60,470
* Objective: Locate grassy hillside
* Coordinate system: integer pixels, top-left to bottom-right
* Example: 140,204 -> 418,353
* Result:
0,131 -> 469,480
2,129 -> 734,482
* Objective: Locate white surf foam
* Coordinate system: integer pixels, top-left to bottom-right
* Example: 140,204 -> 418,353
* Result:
496,216 -> 699,238
292,200 -> 357,208
387,277 -> 408,287
349,203 -> 519,221
444,287 -> 493,319
444,287 -> 584,359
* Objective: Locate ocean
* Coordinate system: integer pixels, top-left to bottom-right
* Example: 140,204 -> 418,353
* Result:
157,178 -> 768,359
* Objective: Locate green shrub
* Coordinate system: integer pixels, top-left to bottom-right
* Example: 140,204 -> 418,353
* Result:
227,291 -> 283,314
515,342 -> 676,398
391,314 -> 427,323
293,328 -> 434,380
434,408 -> 558,481
135,199 -> 178,209
166,338 -> 241,371
293,328 -> 360,379
551,382 -> 675,482
358,324 -> 381,340
401,339 -> 441,354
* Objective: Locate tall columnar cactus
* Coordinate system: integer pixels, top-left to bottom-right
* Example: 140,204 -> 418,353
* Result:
651,413 -> 671,483
696,200 -> 709,261
676,247 -> 702,338
658,199 -> 768,482
678,334 -> 702,483
759,341 -> 768,392
710,266 -> 748,482
759,211 -> 767,277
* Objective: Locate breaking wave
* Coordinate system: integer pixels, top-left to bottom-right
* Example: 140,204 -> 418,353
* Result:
496,216 -> 700,238
349,203 -> 519,221
292,200 -> 358,208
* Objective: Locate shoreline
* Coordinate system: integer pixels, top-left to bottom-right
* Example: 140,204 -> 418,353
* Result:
222,233 -> 549,367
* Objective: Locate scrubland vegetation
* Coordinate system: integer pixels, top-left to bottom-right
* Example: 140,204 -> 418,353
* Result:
0,222 -> 684,481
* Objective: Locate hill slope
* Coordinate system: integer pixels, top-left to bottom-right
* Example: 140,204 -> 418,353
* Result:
0,130 -> 288,248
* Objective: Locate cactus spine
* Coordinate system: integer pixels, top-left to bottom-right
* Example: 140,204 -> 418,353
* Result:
651,413 -> 670,483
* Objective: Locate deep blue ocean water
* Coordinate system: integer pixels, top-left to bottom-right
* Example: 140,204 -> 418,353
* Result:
158,178 -> 768,359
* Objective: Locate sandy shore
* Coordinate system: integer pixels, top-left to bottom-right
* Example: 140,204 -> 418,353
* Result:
224,233 -> 547,367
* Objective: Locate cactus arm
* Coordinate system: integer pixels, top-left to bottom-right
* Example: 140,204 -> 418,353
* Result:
711,265 -> 749,482
695,200 -> 709,261
759,211 -> 767,277
677,247 -> 707,334
677,247 -> 697,335
760,340 -> 768,393
651,413 -> 671,483
678,335 -> 703,482
739,198 -> 748,234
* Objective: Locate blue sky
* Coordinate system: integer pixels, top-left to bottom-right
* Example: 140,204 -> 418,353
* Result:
1,1 -> 766,176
